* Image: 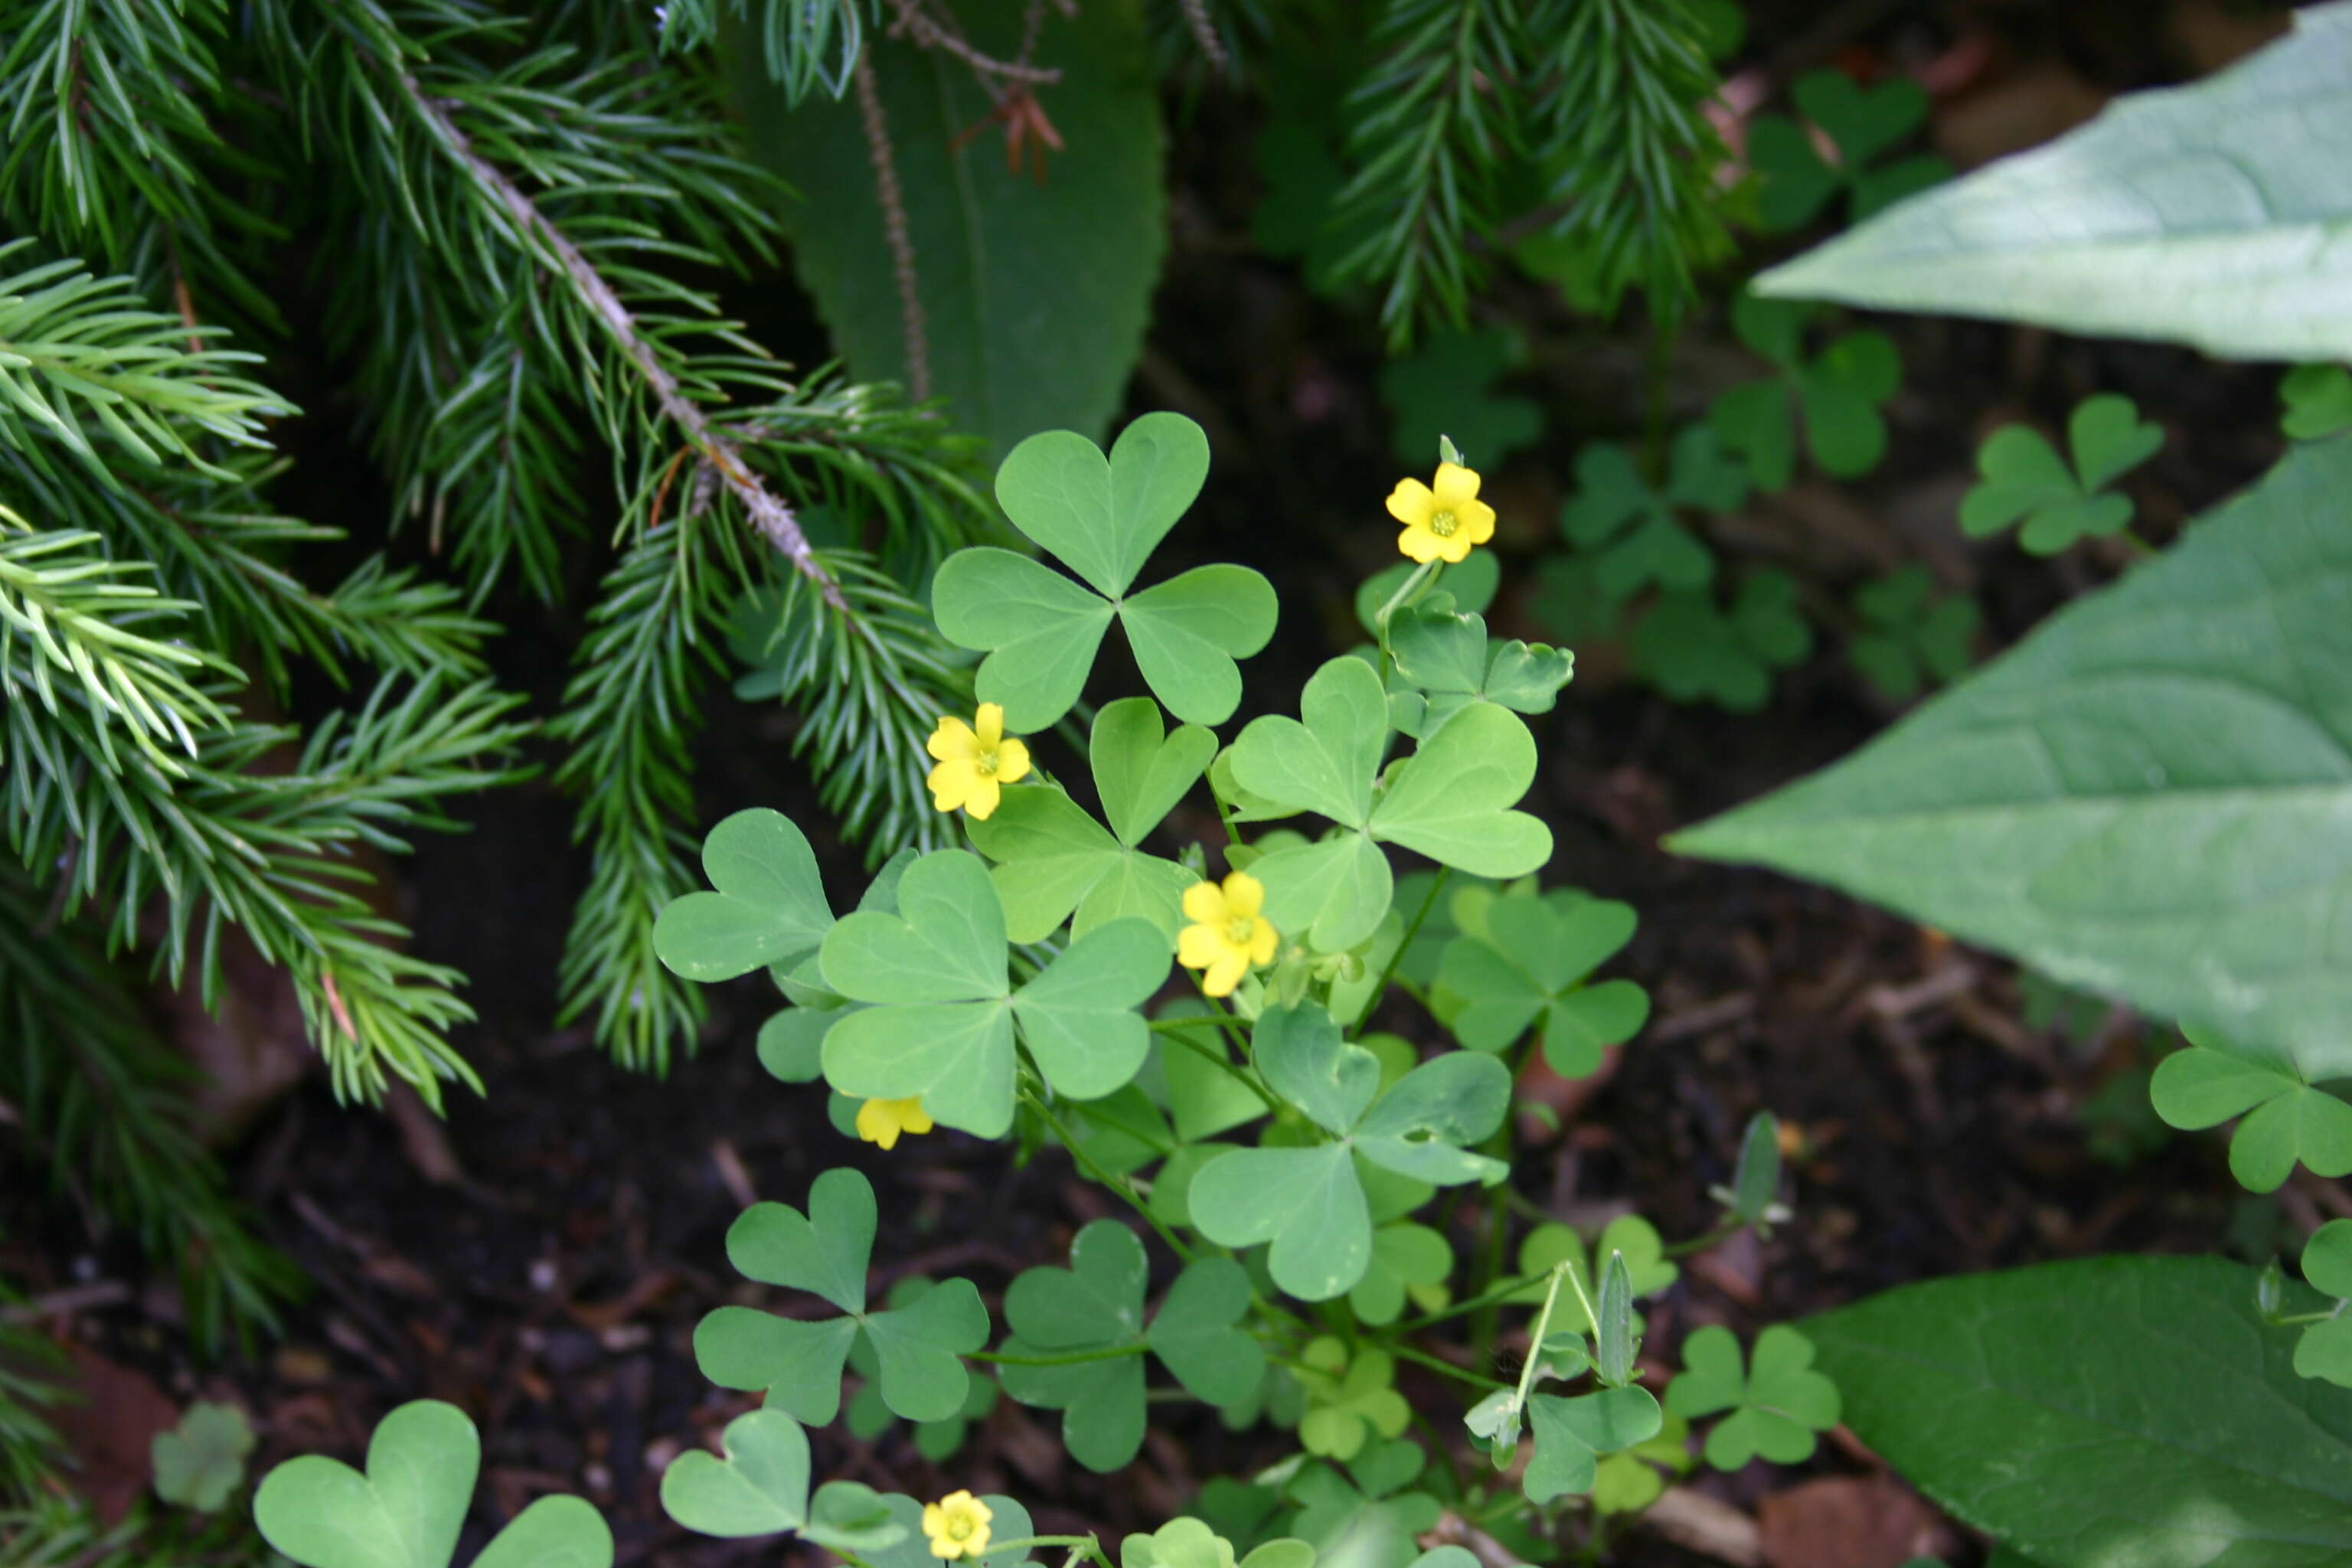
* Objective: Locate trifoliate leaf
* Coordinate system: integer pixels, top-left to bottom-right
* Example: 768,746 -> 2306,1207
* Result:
152,1402 -> 254,1512
1710,295 -> 1901,488
1666,1325 -> 1841,1470
2150,1026 -> 2352,1194
1958,394 -> 2162,554
1848,565 -> 1978,701
1435,889 -> 1648,1076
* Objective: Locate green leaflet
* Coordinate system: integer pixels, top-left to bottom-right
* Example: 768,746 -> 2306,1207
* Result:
2150,1026 -> 2352,1194
968,697 -> 1213,942
1708,294 -> 1901,489
815,849 -> 1168,1134
934,415 -> 1278,728
1435,890 -> 1648,1076
1848,566 -> 1978,702
151,1401 -> 253,1512
995,1220 -> 1264,1471
1958,394 -> 2163,554
1807,1256 -> 2352,1567
1755,6 -> 2352,360
255,1401 -> 612,1568
730,0 -> 1166,459
1673,435 -> 2352,1082
1559,430 -> 1743,603
1230,658 -> 1552,951
1664,1325 -> 1841,1472
1628,570 -> 1812,712
1747,69 -> 1949,234
1377,326 -> 1542,470
1523,1387 -> 1663,1504
861,1494 -> 1038,1568
1507,1216 -> 1679,1329
1186,1005 -> 1508,1300
692,1168 -> 991,1424
654,809 -> 835,981
1387,598 -> 1574,738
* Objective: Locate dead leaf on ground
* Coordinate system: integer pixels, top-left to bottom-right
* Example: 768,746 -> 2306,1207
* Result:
48,1343 -> 178,1524
1759,1474 -> 1955,1568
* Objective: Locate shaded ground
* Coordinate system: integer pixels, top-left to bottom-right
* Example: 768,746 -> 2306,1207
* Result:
10,2 -> 2314,1563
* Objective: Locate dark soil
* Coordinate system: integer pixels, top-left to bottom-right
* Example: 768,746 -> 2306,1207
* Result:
9,2 -> 2314,1564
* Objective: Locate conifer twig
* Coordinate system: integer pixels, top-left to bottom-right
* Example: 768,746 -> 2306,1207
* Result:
388,71 -> 847,609
853,50 -> 933,402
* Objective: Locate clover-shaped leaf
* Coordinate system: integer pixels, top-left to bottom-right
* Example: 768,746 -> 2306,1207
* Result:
815,850 -> 1167,1135
1283,1447 -> 1439,1568
1748,69 -> 1950,234
655,810 -> 835,982
1847,566 -> 1978,701
2282,364 -> 2352,441
1710,296 -> 1902,488
694,1168 -> 989,1424
995,1221 -> 1265,1470
1124,1517 -> 1315,1568
1508,1217 -> 1678,1326
1295,1338 -> 1411,1461
1591,1409 -> 1694,1515
662,1409 -> 820,1540
256,1400 -> 612,1568
2295,1220 -> 2352,1387
1187,1005 -> 1508,1299
1380,327 -> 1543,470
1436,890 -> 1648,1076
1958,394 -> 2162,554
1387,600 -> 1573,739
1232,657 -> 1551,950
1350,1221 -> 1452,1325
1630,571 -> 1811,711
845,1280 -> 1001,1460
1559,431 -> 1743,604
934,414 -> 1276,728
153,1400 -> 253,1512
2150,1025 -> 2352,1194
1523,1387 -> 1663,1503
1665,1325 -> 1841,1471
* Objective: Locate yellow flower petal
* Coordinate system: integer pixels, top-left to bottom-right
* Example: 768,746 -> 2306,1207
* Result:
1460,497 -> 1497,544
1204,949 -> 1249,997
1181,880 -> 1230,925
928,716 -> 978,763
1223,871 -> 1264,918
1429,528 -> 1474,564
1178,923 -> 1228,969
1384,477 -> 1436,528
1248,920 -> 1280,965
1396,523 -> 1446,564
965,775 -> 1004,821
996,736 -> 1032,785
929,759 -> 976,813
1432,461 -> 1482,507
974,703 -> 1005,749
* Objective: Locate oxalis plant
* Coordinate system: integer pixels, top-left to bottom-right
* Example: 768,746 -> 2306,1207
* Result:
244,415 -> 1822,1566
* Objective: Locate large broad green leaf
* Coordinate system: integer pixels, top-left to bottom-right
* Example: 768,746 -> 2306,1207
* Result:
1673,435 -> 2352,1082
730,0 -> 1166,457
1805,1256 -> 2352,1568
1753,5 -> 2352,361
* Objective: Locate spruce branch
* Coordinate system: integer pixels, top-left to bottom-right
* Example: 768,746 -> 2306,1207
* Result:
1328,0 -> 1518,347
1527,0 -> 1733,315
0,245 -> 290,485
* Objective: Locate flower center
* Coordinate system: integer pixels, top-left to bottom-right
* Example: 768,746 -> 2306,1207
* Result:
975,749 -> 999,777
948,1517 -> 975,1541
1226,916 -> 1257,945
1429,509 -> 1458,537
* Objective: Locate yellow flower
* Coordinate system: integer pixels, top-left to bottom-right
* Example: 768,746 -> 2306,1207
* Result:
922,1490 -> 994,1560
1178,871 -> 1280,998
855,1096 -> 935,1151
1386,461 -> 1496,564
927,702 -> 1032,821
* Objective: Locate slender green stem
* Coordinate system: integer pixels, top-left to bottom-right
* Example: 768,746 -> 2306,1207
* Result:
1390,1340 -> 1512,1393
1661,1220 -> 1745,1259
969,1342 -> 1148,1368
1557,1256 -> 1601,1340
2272,1309 -> 2341,1326
1023,1091 -> 1196,1263
1149,1018 -> 1279,1109
1513,1263 -> 1573,1413
1352,866 -> 1449,1033
1374,560 -> 1439,647
1396,1267 -> 1553,1333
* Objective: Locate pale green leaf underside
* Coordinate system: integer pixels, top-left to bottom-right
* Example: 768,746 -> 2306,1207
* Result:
1806,1255 -> 2352,1568
1755,5 -> 2352,361
1674,435 -> 2352,1081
